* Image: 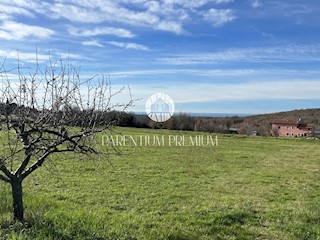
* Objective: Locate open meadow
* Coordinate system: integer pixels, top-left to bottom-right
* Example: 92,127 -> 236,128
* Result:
0,127 -> 319,240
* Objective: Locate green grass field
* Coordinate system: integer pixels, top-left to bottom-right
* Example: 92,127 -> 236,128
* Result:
0,127 -> 319,239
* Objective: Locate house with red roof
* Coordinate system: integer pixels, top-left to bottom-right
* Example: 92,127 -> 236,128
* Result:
271,119 -> 315,137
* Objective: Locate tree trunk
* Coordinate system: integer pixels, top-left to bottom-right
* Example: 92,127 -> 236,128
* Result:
11,179 -> 24,221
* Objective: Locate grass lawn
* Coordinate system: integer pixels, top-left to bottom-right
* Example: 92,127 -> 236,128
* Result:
0,127 -> 319,239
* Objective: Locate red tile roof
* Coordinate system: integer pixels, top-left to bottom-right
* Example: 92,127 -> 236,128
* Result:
272,119 -> 298,125
272,119 -> 315,128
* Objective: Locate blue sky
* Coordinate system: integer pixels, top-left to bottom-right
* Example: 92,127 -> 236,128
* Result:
0,0 -> 320,115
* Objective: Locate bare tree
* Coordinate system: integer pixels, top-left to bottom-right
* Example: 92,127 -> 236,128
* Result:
0,54 -> 132,221
173,113 -> 195,131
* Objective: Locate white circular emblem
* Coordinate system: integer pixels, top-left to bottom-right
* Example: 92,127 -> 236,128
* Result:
145,92 -> 175,122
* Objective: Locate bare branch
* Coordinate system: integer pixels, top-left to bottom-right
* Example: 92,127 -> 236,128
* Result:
0,163 -> 14,180
21,150 -> 54,180
15,154 -> 31,177
0,174 -> 10,183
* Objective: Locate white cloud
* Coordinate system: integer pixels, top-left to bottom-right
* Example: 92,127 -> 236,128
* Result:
250,0 -> 263,8
69,26 -> 135,38
156,20 -> 184,34
161,0 -> 232,8
0,49 -> 48,62
22,1 -> 234,34
157,45 -> 320,65
82,40 -> 104,47
45,1 -> 187,34
128,80 -> 320,105
0,0 -> 237,37
58,52 -> 85,60
203,8 -> 236,27
212,0 -> 234,4
0,21 -> 54,40
109,68 -> 314,79
48,3 -> 105,23
107,41 -> 149,51
0,3 -> 34,17
0,0 -> 37,8
144,1 -> 161,12
0,13 -> 11,21
0,0 -> 49,18
0,49 -> 86,63
181,80 -> 320,102
47,2 -> 160,26
162,0 -> 208,8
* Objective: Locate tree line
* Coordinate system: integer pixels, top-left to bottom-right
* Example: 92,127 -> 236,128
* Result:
115,108 -> 320,136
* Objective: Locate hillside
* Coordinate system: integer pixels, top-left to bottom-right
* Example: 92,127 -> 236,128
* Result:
2,100 -> 319,136
194,108 -> 320,136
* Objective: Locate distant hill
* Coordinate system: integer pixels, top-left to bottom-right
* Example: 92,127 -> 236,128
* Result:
2,100 -> 319,136
194,108 -> 320,136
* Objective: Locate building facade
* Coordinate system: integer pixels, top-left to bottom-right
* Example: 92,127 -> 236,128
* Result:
271,119 -> 315,137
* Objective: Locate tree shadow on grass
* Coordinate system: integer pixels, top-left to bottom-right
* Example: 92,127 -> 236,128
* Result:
201,210 -> 263,240
0,217 -> 108,240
